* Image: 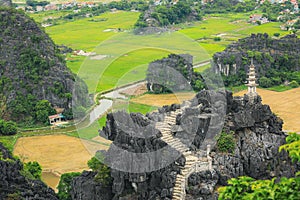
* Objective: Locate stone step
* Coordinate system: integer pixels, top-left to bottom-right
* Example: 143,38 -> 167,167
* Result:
176,147 -> 187,152
172,197 -> 181,200
173,188 -> 182,191
169,118 -> 177,121
173,192 -> 183,196
165,116 -> 176,119
183,151 -> 192,156
158,127 -> 171,130
173,197 -> 182,200
186,156 -> 198,160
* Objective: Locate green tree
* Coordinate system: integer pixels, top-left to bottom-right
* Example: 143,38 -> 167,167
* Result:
88,152 -> 112,186
273,33 -> 280,37
57,172 -> 81,200
289,80 -> 299,88
219,175 -> 300,200
259,76 -> 273,88
280,132 -> 300,163
34,100 -> 56,124
0,119 -> 17,135
23,161 -> 42,180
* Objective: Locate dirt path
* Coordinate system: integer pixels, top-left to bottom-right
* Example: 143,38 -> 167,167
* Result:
235,88 -> 300,132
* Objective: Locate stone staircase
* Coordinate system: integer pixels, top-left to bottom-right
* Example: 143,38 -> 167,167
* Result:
155,108 -> 212,200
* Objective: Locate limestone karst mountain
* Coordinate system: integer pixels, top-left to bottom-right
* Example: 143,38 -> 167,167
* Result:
0,7 -> 90,123
213,34 -> 300,87
71,90 -> 299,199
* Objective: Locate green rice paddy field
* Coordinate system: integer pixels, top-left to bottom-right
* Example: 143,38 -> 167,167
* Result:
27,10 -> 292,94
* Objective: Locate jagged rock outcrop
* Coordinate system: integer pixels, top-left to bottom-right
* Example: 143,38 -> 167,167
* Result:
0,0 -> 12,7
71,171 -> 114,200
71,90 -> 299,200
0,143 -> 58,199
146,54 -> 205,93
0,7 -> 90,122
186,170 -> 219,200
212,33 -> 300,86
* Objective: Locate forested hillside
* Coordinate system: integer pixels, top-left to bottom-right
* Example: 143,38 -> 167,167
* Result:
213,34 -> 300,88
0,6 -> 89,126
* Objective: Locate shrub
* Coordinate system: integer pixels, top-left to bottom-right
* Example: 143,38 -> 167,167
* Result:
259,76 -> 273,88
216,131 -> 235,153
279,132 -> 300,163
0,119 -> 17,135
6,192 -> 21,200
218,175 -> 300,200
214,37 -> 221,41
23,161 -> 42,180
34,100 -> 56,124
88,152 -> 112,186
57,172 -> 81,200
273,32 -> 280,37
289,80 -> 299,88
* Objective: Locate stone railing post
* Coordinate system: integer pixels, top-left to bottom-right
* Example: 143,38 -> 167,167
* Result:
207,145 -> 212,170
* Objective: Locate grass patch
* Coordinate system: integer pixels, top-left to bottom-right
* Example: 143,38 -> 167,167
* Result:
0,135 -> 19,152
66,55 -> 86,74
97,48 -> 170,92
112,100 -> 158,114
226,85 -> 248,94
266,85 -> 294,92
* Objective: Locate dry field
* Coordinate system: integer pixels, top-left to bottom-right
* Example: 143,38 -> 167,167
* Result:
130,92 -> 196,107
131,88 -> 300,132
235,88 -> 300,133
13,135 -> 110,174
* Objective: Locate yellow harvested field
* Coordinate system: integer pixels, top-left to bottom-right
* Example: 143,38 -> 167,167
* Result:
13,135 -> 110,174
235,88 -> 300,133
132,88 -> 300,132
130,92 -> 196,107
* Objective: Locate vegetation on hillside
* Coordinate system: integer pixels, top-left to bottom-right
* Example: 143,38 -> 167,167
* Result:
214,34 -> 300,89
0,119 -> 17,135
21,161 -> 42,180
0,7 -> 89,127
216,131 -> 236,153
135,0 -> 199,28
88,152 -> 112,186
57,172 -> 81,200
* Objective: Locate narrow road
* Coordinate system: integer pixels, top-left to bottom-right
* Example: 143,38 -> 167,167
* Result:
88,81 -> 146,125
193,60 -> 211,69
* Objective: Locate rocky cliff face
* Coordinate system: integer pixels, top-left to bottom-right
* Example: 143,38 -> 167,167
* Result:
71,90 -> 299,200
0,143 -> 58,199
0,0 -> 12,7
0,7 -> 89,122
212,34 -> 300,86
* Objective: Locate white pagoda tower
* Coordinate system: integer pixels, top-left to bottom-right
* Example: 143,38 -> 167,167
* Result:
246,59 -> 258,98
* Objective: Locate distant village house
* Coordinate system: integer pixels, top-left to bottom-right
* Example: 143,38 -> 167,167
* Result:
49,113 -> 65,125
249,14 -> 269,24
